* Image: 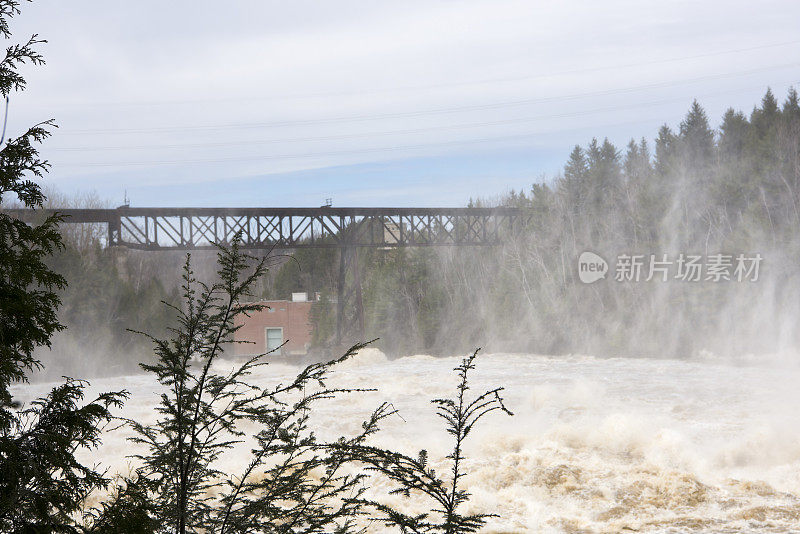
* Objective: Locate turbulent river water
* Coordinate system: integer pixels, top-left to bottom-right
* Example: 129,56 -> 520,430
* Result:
13,349 -> 800,533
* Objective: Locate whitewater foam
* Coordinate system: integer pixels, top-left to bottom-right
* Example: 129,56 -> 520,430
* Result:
11,349 -> 800,532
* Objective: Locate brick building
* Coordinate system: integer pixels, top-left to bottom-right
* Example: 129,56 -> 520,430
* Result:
233,293 -> 312,357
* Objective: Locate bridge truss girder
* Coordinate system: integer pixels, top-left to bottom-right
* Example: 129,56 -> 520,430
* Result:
92,207 -> 523,250
8,207 -> 527,347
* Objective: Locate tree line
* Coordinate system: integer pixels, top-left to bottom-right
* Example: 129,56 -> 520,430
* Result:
25,88 -> 799,361
289,88 -> 800,358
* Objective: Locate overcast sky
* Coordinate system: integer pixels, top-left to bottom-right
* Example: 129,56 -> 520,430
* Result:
8,0 -> 800,207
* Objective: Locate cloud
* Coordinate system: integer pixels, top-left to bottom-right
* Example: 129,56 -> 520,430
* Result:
9,0 -> 800,205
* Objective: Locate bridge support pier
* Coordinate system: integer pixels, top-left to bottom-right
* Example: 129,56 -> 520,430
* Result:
336,245 -> 365,346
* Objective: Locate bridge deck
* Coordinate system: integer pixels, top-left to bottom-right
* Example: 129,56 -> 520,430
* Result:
7,207 -> 527,250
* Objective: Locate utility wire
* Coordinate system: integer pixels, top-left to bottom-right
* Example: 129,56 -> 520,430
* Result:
62,62 -> 800,136
53,99 -> 753,169
52,39 -> 800,108
52,78 -> 796,154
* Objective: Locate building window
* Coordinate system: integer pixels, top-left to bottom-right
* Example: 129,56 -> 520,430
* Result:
266,327 -> 283,355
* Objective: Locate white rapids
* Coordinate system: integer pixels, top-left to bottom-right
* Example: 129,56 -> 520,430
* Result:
12,349 -> 800,533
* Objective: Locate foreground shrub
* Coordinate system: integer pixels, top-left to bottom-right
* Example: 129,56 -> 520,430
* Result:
90,237 -> 512,534
0,2 -> 127,531
94,239 -> 392,534
348,350 -> 513,533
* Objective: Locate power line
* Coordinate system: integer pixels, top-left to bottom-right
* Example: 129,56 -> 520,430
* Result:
50,39 -> 800,108
55,84 -> 779,169
61,62 -> 800,136
55,129 -> 646,168
52,78 -> 796,153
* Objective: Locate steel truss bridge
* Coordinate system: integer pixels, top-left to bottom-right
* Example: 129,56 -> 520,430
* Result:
9,206 -> 528,346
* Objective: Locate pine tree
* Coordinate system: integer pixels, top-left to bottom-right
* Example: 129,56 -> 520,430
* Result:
0,1 -> 126,530
715,108 -> 752,213
757,87 -> 780,123
562,145 -> 588,215
782,86 -> 800,122
623,138 -> 653,185
116,238 -> 395,533
597,138 -> 622,194
778,87 -> 800,226
654,124 -> 676,177
348,350 -> 513,534
678,100 -> 715,176
0,9 -> 61,412
718,108 -> 749,157
622,139 -> 654,244
583,137 -> 622,233
748,88 -> 782,165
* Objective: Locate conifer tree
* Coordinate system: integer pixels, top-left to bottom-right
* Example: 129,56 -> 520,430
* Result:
718,108 -> 749,157
562,145 -> 588,216
115,237 -> 395,534
0,1 -> 126,530
597,138 -> 622,197
716,108 -> 752,212
755,87 -> 780,125
654,124 -> 676,177
349,350 -> 513,534
678,100 -> 715,176
782,87 -> 800,121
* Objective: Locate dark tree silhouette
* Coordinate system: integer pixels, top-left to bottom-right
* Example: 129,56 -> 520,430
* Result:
0,2 -> 126,531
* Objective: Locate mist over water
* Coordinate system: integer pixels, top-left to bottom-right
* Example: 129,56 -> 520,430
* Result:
19,88 -> 800,375
9,89 -> 800,532
12,348 -> 800,532
4,0 -> 800,530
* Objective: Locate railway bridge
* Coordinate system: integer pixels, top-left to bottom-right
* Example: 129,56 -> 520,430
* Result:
10,206 -> 528,345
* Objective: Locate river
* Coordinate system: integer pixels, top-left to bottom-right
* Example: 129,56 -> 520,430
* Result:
13,349 -> 800,532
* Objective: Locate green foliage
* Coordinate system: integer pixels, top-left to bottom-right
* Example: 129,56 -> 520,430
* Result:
0,190 -> 64,404
360,248 -> 445,352
269,86 -> 800,358
82,475 -> 160,533
0,115 -> 62,406
376,90 -> 800,355
0,379 -> 126,532
40,241 -> 179,379
350,350 -> 512,533
0,2 -> 127,531
267,247 -> 337,301
309,287 -> 336,346
124,237 -> 396,533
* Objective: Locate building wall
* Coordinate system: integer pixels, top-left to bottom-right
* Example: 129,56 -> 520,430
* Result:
233,300 -> 312,356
